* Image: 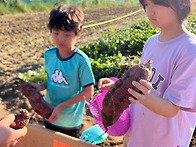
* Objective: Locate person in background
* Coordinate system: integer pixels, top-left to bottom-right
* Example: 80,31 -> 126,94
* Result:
29,4 -> 95,138
0,114 -> 27,147
98,0 -> 196,146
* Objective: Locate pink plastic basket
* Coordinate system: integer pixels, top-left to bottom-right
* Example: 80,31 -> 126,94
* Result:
85,78 -> 130,136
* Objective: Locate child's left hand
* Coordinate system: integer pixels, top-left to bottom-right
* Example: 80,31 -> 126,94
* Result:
128,79 -> 152,104
48,105 -> 62,123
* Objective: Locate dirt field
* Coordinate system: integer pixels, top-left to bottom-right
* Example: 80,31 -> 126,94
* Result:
0,4 -> 195,147
0,5 -> 145,147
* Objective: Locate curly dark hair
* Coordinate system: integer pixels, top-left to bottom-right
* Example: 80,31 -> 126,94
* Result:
48,4 -> 84,35
139,0 -> 192,21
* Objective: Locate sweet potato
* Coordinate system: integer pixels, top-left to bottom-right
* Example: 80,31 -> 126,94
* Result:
19,79 -> 53,119
101,60 -> 153,130
11,109 -> 30,129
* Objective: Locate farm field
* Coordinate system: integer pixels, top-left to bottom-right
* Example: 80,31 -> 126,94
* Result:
0,4 -> 196,146
0,5 -> 144,147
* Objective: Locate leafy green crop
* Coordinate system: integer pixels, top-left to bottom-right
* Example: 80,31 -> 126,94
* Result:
188,15 -> 196,34
18,66 -> 46,83
80,20 -> 160,81
91,54 -> 140,80
19,16 -> 196,83
80,20 -> 160,59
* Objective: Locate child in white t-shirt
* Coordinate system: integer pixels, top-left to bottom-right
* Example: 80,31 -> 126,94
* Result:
98,0 -> 196,146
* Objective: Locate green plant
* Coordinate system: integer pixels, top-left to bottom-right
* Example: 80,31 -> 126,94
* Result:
80,20 -> 160,59
18,66 -> 46,83
18,15 -> 196,83
188,14 -> 196,34
91,54 -> 140,81
0,0 -> 138,15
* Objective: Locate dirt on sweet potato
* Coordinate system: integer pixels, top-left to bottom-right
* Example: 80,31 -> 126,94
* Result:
19,79 -> 53,119
11,109 -> 30,129
101,60 -> 153,130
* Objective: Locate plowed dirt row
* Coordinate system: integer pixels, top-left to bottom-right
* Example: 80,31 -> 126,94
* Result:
0,6 -> 144,147
0,5 -> 195,146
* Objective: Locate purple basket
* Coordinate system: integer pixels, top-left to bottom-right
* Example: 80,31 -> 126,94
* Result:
86,78 -> 130,136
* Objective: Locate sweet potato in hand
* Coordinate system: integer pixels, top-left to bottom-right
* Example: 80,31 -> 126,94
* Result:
11,109 -> 30,129
101,60 -> 153,130
19,79 -> 53,119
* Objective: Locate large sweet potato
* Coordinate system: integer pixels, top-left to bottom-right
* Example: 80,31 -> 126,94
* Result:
11,109 -> 30,129
101,60 -> 152,130
19,79 -> 53,119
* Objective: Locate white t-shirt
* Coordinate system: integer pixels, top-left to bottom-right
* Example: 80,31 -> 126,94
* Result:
126,33 -> 196,147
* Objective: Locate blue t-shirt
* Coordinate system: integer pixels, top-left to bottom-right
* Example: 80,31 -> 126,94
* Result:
44,47 -> 95,128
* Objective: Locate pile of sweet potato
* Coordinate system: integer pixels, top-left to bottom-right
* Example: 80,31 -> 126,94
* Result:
101,60 -> 153,130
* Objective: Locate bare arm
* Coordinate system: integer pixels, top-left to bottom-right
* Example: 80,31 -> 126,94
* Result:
59,84 -> 94,107
48,85 -> 94,122
128,79 -> 180,117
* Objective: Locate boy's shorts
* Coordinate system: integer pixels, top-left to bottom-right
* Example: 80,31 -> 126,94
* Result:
44,120 -> 80,138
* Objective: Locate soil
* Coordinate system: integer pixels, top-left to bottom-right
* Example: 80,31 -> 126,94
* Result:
0,5 -> 145,147
0,4 -> 195,147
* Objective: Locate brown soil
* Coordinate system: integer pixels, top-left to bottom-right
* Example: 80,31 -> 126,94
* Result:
0,5 -> 195,147
0,5 -> 145,147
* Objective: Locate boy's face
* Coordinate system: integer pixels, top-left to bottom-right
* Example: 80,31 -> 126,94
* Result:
51,27 -> 80,54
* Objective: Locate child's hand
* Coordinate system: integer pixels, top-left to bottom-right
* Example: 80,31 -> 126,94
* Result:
48,105 -> 62,123
0,114 -> 27,147
128,79 -> 152,104
98,78 -> 115,92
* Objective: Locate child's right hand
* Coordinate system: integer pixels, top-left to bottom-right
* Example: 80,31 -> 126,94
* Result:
48,104 -> 63,123
98,78 -> 115,92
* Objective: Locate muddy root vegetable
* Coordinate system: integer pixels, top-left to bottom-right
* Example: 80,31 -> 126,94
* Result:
19,79 -> 53,119
101,60 -> 153,130
11,109 -> 30,129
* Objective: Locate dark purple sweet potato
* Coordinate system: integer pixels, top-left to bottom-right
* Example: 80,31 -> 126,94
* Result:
19,80 -> 53,119
11,109 -> 30,129
101,60 -> 153,130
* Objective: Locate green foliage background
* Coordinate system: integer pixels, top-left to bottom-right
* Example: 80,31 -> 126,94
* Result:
0,0 -> 138,14
18,13 -> 196,83
80,20 -> 160,81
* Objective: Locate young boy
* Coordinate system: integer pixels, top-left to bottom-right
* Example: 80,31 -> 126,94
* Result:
30,4 -> 95,138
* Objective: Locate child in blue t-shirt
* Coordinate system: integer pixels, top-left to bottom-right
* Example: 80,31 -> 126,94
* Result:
30,4 -> 95,138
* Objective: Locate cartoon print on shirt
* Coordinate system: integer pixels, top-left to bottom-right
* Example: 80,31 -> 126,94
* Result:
51,70 -> 68,85
150,67 -> 165,90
